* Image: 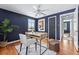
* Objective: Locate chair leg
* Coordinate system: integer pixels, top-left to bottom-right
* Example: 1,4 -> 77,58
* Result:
35,42 -> 37,51
26,47 -> 28,55
20,43 -> 22,52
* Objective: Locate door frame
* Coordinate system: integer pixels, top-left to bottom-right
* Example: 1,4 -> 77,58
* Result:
48,16 -> 57,40
60,12 -> 74,40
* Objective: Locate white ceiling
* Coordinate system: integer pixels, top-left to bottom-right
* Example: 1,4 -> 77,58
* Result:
0,4 -> 77,18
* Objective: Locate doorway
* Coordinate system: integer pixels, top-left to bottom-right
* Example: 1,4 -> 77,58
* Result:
48,16 -> 57,40
60,12 -> 74,40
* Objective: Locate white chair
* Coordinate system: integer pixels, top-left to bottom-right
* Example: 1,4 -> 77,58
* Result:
19,34 -> 37,55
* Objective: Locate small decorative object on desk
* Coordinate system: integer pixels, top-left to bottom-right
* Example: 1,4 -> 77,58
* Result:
32,28 -> 35,34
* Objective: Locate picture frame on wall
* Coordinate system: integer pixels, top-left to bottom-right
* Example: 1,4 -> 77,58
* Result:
38,18 -> 45,31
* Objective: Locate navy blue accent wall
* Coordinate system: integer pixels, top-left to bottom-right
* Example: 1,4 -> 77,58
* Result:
0,8 -> 36,42
36,8 -> 75,40
35,19 -> 38,31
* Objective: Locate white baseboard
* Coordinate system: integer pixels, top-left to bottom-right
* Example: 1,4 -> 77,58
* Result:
7,40 -> 20,44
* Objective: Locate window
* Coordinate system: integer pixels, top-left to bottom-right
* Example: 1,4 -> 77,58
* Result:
28,19 -> 35,31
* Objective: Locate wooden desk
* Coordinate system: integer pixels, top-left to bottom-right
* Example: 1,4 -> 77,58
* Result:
25,32 -> 48,55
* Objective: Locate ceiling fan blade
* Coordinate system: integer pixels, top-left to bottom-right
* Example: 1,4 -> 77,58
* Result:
41,9 -> 51,12
27,12 -> 34,14
40,12 -> 47,15
33,6 -> 37,10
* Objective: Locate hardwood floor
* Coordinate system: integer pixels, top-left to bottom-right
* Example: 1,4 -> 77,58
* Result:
58,39 -> 78,55
0,39 -> 78,55
0,41 -> 20,55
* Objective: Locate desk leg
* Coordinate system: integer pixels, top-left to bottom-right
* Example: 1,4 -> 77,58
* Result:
35,40 -> 37,51
20,43 -> 22,52
40,39 -> 41,55
26,47 -> 28,55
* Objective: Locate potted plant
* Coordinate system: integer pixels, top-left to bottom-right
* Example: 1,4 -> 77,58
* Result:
0,18 -> 18,47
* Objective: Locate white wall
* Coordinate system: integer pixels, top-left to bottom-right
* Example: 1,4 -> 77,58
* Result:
73,5 -> 78,51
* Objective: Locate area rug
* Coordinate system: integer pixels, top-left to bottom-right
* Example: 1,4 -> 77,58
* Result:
15,44 -> 56,55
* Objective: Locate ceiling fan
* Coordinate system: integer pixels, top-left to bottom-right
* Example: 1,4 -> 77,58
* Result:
28,5 -> 50,17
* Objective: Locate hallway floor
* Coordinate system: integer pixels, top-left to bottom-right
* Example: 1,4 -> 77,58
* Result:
58,39 -> 78,55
